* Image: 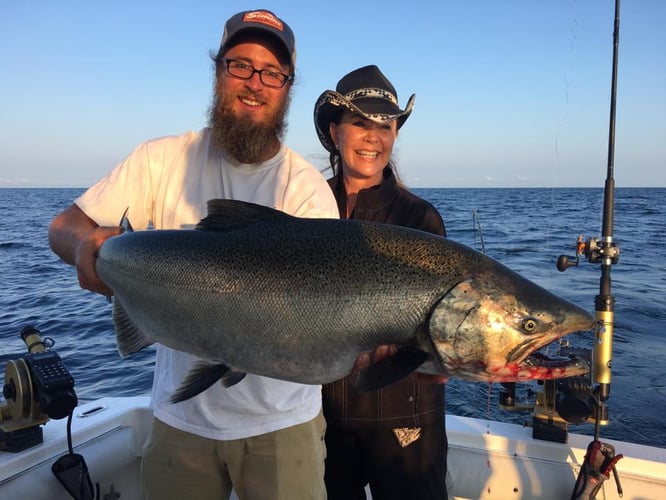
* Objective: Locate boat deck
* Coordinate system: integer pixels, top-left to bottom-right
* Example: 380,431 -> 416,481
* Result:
2,397 -> 665,499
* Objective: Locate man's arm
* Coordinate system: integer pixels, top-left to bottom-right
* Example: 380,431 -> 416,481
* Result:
48,204 -> 122,296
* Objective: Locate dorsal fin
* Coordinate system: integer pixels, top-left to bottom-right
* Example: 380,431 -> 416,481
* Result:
118,207 -> 134,232
196,199 -> 291,232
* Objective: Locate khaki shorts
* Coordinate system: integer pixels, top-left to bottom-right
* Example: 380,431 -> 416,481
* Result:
141,411 -> 327,500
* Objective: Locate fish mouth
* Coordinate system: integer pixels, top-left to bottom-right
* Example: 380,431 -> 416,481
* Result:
507,326 -> 588,364
505,335 -> 591,380
522,351 -> 587,370
507,338 -> 547,364
506,347 -> 590,381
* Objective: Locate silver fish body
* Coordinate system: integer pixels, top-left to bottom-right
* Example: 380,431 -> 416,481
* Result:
96,200 -> 593,400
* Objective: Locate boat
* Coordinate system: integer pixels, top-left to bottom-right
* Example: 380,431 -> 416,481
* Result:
2,395 -> 665,500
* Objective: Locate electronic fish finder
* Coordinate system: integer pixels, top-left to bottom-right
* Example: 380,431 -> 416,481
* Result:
1,325 -> 78,452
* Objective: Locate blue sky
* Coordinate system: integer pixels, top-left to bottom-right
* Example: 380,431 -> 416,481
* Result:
1,0 -> 664,188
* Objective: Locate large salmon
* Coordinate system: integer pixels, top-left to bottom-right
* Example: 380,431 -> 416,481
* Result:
96,199 -> 593,402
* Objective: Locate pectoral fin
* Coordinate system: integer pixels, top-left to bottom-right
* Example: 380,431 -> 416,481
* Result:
170,362 -> 247,403
113,301 -> 153,357
353,346 -> 429,393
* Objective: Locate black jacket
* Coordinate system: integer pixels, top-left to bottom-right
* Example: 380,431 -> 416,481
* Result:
323,167 -> 446,430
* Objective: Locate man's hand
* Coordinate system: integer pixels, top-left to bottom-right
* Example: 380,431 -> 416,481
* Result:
74,226 -> 124,295
48,204 -> 123,296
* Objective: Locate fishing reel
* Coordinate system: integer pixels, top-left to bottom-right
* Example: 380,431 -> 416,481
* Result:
556,234 -> 619,271
1,326 -> 78,452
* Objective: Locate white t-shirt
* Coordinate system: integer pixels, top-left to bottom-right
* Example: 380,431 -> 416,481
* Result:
76,128 -> 339,440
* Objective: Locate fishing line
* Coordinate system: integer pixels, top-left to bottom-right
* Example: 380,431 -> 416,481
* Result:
547,0 -> 580,251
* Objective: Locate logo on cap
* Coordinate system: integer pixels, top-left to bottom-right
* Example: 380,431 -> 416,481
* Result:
243,11 -> 284,32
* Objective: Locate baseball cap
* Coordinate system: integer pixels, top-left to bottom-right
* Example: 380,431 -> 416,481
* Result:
217,10 -> 296,69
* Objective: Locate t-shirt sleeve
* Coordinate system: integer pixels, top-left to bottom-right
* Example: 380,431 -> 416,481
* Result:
75,142 -> 154,229
280,152 -> 339,220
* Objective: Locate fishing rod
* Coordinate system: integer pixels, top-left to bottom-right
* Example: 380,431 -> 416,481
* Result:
593,0 -> 621,407
558,1 -> 624,496
557,0 -> 620,422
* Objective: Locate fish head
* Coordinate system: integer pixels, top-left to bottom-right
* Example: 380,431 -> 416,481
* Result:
426,261 -> 594,382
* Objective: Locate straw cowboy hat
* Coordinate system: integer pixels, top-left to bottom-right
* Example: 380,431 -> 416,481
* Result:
314,65 -> 415,153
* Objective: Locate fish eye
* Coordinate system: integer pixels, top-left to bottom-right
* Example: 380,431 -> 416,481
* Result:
522,317 -> 538,333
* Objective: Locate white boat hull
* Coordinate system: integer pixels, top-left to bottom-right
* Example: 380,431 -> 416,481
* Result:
1,397 -> 665,499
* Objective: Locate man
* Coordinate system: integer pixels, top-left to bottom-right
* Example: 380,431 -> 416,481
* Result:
48,9 -> 337,500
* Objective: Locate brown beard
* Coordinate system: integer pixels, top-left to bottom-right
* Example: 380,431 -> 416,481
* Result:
208,81 -> 290,163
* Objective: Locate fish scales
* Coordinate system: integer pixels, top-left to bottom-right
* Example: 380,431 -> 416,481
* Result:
96,199 -> 593,400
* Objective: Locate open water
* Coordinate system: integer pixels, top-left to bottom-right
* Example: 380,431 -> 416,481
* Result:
1,187 -> 664,449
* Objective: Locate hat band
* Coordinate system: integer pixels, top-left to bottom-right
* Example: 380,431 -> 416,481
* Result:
344,87 -> 399,106
323,94 -> 403,124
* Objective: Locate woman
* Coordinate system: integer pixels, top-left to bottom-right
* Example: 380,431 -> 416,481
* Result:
313,65 -> 448,500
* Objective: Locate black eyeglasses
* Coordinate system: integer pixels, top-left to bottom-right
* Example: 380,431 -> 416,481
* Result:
223,59 -> 293,88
